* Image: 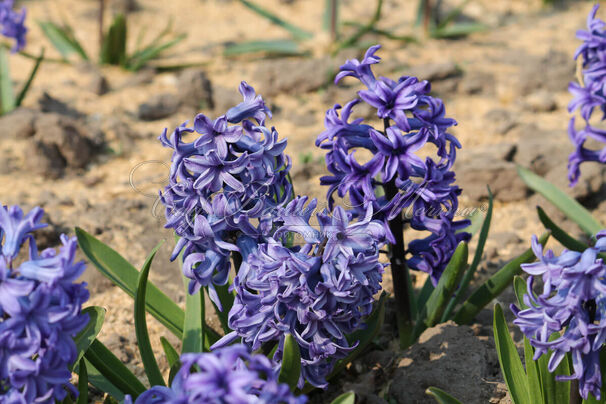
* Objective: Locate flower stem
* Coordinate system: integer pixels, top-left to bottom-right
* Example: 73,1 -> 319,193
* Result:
382,118 -> 414,349
569,380 -> 581,404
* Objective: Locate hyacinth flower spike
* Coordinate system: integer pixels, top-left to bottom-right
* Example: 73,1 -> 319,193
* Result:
512,231 -> 606,400
317,44 -> 469,347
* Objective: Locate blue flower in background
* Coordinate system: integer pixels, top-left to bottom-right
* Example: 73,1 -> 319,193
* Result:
568,4 -> 606,186
128,344 -> 307,404
0,0 -> 26,52
0,205 -> 89,403
512,232 -> 606,400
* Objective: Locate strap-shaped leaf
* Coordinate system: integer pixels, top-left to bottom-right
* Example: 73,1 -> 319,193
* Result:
442,188 -> 493,322
426,386 -> 463,404
0,47 -> 15,114
330,391 -> 356,404
37,21 -> 88,60
84,339 -> 146,398
72,306 -> 106,370
493,303 -> 530,404
517,165 -> 604,236
423,242 -> 468,328
75,227 -> 184,338
127,33 -> 186,71
416,276 -> 434,314
453,232 -> 550,325
279,334 -> 301,391
135,242 -> 166,387
15,48 -> 44,107
78,358 -> 123,400
100,14 -> 127,66
76,358 -> 88,404
182,276 -> 205,354
513,276 -> 528,309
160,336 -> 180,368
237,0 -> 313,40
524,338 -> 543,404
224,40 -> 303,57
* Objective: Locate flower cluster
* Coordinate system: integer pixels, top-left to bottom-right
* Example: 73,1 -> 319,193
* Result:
511,233 -> 606,400
0,205 -> 89,403
214,197 -> 385,388
568,4 -> 606,186
316,45 -> 469,283
0,0 -> 26,52
128,344 -> 307,404
159,81 -> 292,308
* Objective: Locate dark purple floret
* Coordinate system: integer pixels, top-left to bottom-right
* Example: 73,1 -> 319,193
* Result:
568,4 -> 606,186
317,45 -> 468,283
0,0 -> 26,52
159,81 -> 292,307
511,233 -> 606,400
213,197 -> 385,388
0,205 -> 89,403
130,344 -> 307,404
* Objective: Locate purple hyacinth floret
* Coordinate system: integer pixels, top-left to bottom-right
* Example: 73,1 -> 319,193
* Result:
0,205 -> 89,403
213,197 -> 385,388
511,232 -> 606,400
317,44 -> 470,283
128,344 -> 307,404
568,4 -> 606,186
159,81 -> 292,308
0,0 -> 26,52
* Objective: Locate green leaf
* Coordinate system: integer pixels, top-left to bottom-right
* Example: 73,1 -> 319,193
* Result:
517,165 -> 604,236
436,0 -> 471,29
523,338 -> 543,404
430,22 -> 486,38
0,47 -> 15,114
37,21 -> 88,60
76,358 -> 88,404
15,48 -> 44,107
160,336 -> 180,368
279,334 -> 301,391
75,227 -> 184,338
493,303 -> 530,404
224,40 -> 303,57
416,276 -> 435,314
182,277 -> 205,354
426,386 -> 463,404
423,242 -> 468,328
237,0 -> 313,40
72,306 -> 106,370
84,339 -> 146,398
537,206 -> 600,254
330,391 -> 356,404
334,0 -> 383,54
134,242 -> 166,387
443,188 -> 493,321
512,276 -> 528,309
100,14 -> 127,66
81,358 -> 124,400
539,333 -> 571,403
453,232 -> 550,325
126,33 -> 186,71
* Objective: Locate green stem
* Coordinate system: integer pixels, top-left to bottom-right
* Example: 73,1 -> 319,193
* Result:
333,0 -> 382,54
382,118 -> 414,349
